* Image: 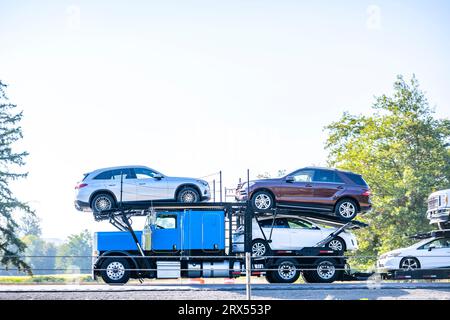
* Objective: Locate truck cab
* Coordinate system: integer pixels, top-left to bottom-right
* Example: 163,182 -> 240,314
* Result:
427,189 -> 450,228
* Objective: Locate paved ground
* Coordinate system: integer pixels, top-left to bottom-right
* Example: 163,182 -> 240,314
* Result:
1,283 -> 450,300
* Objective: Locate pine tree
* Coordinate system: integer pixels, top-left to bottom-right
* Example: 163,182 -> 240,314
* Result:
0,80 -> 32,274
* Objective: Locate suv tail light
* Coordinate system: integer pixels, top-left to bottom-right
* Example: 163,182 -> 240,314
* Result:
75,183 -> 88,189
362,190 -> 371,196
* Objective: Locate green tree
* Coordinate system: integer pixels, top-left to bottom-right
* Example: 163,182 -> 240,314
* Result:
19,213 -> 42,237
22,235 -> 57,275
0,80 -> 32,274
56,230 -> 92,274
324,75 -> 450,269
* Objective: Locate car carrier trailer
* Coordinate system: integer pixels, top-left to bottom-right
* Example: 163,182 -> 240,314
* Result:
91,202 -> 370,284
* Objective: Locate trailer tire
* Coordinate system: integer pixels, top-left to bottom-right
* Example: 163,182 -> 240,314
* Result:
269,259 -> 300,283
303,258 -> 339,283
264,272 -> 277,283
100,257 -> 131,284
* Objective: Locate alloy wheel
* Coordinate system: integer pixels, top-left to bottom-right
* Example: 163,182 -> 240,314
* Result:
328,239 -> 343,251
401,258 -> 419,271
181,190 -> 197,203
254,194 -> 272,210
95,196 -> 112,211
252,242 -> 267,256
339,202 -> 356,218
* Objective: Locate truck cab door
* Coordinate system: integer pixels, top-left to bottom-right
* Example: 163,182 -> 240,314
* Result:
151,212 -> 181,251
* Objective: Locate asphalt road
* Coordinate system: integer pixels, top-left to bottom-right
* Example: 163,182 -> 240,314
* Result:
1,283 -> 450,300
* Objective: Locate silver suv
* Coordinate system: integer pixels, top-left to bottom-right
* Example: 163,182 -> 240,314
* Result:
74,165 -> 211,212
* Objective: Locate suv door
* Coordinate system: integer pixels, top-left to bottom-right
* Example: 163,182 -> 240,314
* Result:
94,168 -> 137,203
133,167 -> 168,201
277,169 -> 315,208
311,169 -> 346,211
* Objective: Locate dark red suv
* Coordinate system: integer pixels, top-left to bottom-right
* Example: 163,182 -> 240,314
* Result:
235,167 -> 371,221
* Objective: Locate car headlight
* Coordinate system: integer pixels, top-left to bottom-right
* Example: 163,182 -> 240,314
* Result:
196,180 -> 209,187
241,182 -> 255,190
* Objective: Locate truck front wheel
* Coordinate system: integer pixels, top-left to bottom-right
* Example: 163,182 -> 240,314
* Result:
100,257 -> 131,284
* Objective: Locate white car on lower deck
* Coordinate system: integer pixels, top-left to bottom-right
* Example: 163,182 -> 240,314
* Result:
377,236 -> 450,272
232,215 -> 358,256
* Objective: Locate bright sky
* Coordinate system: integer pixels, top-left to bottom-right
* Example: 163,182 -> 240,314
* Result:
1,1 -> 449,239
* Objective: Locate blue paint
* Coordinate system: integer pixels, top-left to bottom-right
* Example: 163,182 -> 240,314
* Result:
95,210 -> 225,252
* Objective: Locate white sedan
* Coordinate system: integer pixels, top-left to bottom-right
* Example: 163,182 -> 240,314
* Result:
232,215 -> 358,256
377,237 -> 450,272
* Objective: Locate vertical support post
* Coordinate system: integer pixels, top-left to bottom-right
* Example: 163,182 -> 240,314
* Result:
219,171 -> 223,202
213,179 -> 216,202
244,169 -> 252,300
245,252 -> 252,300
120,171 -> 124,208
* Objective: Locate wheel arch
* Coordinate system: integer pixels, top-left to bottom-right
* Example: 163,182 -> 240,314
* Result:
175,184 -> 202,200
334,196 -> 360,211
251,188 -> 276,202
95,251 -> 139,276
89,190 -> 118,208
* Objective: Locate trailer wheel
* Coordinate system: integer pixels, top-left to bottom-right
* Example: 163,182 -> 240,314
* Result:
252,239 -> 271,257
335,199 -> 358,221
100,257 -> 131,284
177,187 -> 200,203
303,258 -> 340,283
251,191 -> 274,210
269,259 -> 300,283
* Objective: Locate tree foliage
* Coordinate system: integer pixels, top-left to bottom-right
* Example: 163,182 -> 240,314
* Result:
56,230 -> 92,274
325,75 -> 450,268
0,80 -> 32,274
21,235 -> 57,275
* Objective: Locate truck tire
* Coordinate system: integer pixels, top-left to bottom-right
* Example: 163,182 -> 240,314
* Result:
303,258 -> 339,283
177,187 -> 200,203
269,258 -> 300,283
100,257 -> 131,284
334,199 -> 358,221
251,191 -> 274,211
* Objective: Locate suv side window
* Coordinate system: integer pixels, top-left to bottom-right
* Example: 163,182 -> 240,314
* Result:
291,170 -> 315,182
313,170 -> 344,183
134,168 -> 158,179
94,168 -> 134,180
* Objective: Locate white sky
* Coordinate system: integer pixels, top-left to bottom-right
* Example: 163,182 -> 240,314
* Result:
1,1 -> 449,238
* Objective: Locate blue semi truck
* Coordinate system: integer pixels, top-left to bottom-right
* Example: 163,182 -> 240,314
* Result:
92,204 -> 353,284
